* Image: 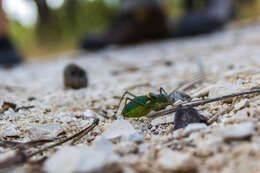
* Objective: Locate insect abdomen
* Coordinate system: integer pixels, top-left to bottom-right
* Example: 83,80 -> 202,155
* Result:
123,106 -> 152,118
122,96 -> 151,117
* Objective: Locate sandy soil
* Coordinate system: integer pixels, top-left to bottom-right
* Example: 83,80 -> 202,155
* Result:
0,23 -> 260,173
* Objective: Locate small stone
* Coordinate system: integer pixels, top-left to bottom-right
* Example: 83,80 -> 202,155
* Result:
3,109 -> 16,120
209,82 -> 238,103
0,125 -> 19,137
44,146 -> 119,173
1,102 -> 16,113
93,136 -> 114,154
64,64 -> 88,89
251,73 -> 260,81
122,166 -> 136,173
103,120 -> 144,142
25,123 -> 62,139
58,112 -> 74,122
174,106 -> 208,130
82,110 -> 105,122
219,122 -> 255,142
151,115 -> 173,126
173,129 -> 185,139
25,126 -> 50,139
138,143 -> 150,153
126,133 -> 144,142
83,110 -> 97,118
192,85 -> 213,98
205,154 -> 227,170
115,142 -> 138,155
196,136 -> 223,157
235,110 -> 249,120
234,99 -> 249,111
27,97 -> 36,101
184,123 -> 208,135
223,110 -> 249,124
158,149 -> 197,172
187,132 -> 200,141
0,151 -> 16,162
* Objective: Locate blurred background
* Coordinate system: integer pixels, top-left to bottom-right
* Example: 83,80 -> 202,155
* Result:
3,0 -> 260,59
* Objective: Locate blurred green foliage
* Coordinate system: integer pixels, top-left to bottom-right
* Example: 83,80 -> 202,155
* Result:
9,0 -> 119,58
7,0 -> 260,59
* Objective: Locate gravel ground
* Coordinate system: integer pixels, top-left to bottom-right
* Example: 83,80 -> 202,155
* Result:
0,23 -> 260,173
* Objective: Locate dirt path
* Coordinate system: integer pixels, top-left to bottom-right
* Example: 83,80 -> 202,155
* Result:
0,23 -> 260,173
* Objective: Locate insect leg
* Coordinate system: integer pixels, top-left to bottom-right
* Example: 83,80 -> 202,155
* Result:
152,102 -> 170,111
113,91 -> 138,116
159,87 -> 174,105
159,87 -> 168,95
124,91 -> 139,98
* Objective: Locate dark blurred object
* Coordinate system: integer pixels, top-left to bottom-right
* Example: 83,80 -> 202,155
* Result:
174,105 -> 208,130
80,1 -> 169,50
0,0 -> 22,66
0,101 -> 17,113
0,35 -> 22,66
80,0 -> 236,50
64,64 -> 88,89
172,0 -> 235,37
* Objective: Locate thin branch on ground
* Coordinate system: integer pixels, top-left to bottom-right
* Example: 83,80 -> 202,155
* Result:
15,105 -> 35,112
147,89 -> 260,119
27,118 -> 99,158
0,118 -> 99,169
0,138 -> 59,149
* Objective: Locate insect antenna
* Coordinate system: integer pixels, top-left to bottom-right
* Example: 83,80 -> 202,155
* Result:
168,61 -> 206,103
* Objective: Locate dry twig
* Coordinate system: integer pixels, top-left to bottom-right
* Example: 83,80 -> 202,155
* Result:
0,118 -> 99,169
147,89 -> 260,119
0,138 -> 58,149
27,118 -> 99,158
15,105 -> 35,112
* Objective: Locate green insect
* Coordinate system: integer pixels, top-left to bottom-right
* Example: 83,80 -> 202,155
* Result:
114,88 -> 192,118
